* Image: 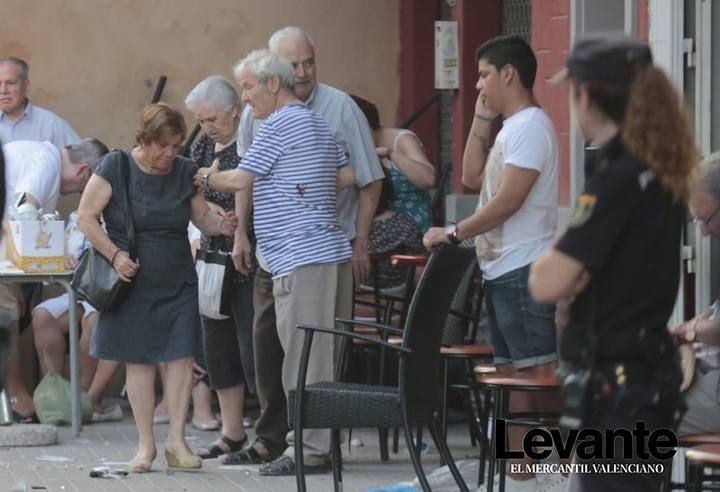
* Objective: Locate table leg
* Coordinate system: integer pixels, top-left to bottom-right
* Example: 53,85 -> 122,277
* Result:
59,280 -> 81,437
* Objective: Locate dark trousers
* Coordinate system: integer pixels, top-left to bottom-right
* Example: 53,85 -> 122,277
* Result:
568,373 -> 684,492
202,280 -> 256,393
252,268 -> 288,453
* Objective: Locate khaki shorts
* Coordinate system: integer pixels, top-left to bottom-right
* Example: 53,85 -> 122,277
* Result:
0,283 -> 21,321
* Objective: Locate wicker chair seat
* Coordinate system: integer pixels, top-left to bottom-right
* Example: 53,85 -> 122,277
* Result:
289,382 -> 402,429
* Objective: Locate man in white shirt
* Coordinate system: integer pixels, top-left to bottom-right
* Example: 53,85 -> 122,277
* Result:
0,57 -> 80,148
0,138 -> 107,421
424,35 -> 562,492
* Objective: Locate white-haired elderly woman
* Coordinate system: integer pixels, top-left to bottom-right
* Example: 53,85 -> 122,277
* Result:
184,75 -> 257,460
193,49 -> 354,475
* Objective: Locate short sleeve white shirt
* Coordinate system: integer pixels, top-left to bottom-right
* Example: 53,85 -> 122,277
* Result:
2,140 -> 62,214
474,107 -> 558,280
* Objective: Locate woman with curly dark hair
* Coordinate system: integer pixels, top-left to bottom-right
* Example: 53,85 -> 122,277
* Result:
529,36 -> 700,492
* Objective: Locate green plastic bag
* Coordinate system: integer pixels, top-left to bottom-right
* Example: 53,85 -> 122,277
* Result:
33,352 -> 92,425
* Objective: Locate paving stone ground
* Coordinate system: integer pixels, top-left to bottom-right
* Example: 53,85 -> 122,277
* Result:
0,414 -> 479,492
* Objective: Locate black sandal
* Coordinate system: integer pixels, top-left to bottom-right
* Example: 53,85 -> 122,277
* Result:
220,438 -> 283,465
196,434 -> 247,460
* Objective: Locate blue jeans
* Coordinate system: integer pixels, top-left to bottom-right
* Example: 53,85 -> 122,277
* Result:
484,263 -> 557,368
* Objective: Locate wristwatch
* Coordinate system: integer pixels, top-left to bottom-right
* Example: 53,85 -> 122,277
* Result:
445,224 -> 461,245
202,172 -> 212,190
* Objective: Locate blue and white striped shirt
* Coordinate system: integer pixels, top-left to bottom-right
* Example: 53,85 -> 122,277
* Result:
238,104 -> 352,278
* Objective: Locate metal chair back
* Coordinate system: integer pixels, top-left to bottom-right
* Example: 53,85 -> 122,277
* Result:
398,244 -> 476,420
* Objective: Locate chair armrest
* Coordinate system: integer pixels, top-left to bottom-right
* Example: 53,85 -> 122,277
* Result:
391,254 -> 427,268
449,308 -> 481,323
334,318 -> 404,336
374,292 -> 407,304
369,251 -> 396,261
297,324 -> 411,354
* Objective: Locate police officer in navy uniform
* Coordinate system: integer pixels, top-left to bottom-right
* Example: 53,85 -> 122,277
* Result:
529,36 -> 700,491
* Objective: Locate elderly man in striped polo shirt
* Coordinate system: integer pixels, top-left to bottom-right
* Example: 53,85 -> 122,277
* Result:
195,48 -> 354,475
224,27 -> 383,474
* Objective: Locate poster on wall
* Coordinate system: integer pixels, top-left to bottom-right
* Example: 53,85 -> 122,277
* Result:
435,21 -> 459,89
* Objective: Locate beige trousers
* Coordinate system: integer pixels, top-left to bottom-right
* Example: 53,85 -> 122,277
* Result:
273,261 -> 352,462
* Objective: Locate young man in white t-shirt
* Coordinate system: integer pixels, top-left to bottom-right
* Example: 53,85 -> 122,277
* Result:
424,35 -> 563,492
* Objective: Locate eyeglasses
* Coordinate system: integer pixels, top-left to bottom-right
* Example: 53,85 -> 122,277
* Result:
694,203 -> 720,228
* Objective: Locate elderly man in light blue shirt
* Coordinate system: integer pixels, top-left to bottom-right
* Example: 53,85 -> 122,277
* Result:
0,57 -> 80,148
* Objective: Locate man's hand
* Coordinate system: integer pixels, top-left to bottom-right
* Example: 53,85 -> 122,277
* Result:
220,212 -> 238,236
64,254 -> 78,270
351,237 -> 370,286
423,227 -> 450,250
231,233 -> 253,274
193,159 -> 221,188
193,169 -> 207,188
670,320 -> 694,346
474,92 -> 500,121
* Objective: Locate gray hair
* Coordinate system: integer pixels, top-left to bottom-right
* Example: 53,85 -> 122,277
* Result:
0,56 -> 29,80
184,75 -> 240,113
65,138 -> 110,170
233,49 -> 295,91
268,26 -> 315,52
697,152 -> 720,202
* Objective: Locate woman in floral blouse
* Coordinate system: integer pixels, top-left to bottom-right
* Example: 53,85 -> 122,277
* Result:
351,95 -> 435,232
185,76 -> 256,459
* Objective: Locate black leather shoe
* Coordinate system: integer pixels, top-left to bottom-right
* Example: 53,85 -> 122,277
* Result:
258,455 -> 331,476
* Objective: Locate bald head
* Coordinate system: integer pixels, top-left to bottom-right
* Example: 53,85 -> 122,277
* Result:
268,26 -> 317,101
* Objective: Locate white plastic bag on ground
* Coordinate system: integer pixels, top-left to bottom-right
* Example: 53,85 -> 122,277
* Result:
410,459 -> 479,491
371,459 -> 479,492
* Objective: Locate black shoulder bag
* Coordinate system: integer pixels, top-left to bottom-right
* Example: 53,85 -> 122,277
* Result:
71,151 -> 136,312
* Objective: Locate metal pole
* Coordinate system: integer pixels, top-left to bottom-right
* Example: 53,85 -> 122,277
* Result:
61,279 -> 82,436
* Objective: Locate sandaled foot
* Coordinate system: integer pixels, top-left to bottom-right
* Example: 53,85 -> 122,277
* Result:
91,404 -> 123,423
165,448 -> 202,469
196,434 -> 247,460
258,455 -> 331,476
220,439 -> 282,465
128,449 -> 156,473
12,410 -> 39,424
191,418 -> 220,431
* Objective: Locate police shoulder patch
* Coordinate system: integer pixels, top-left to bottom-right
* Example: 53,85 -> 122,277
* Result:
570,193 -> 597,227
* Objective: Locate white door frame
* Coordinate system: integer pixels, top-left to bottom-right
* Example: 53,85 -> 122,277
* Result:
649,0 -> 714,323
569,0 -> 638,201
693,0 -> 713,314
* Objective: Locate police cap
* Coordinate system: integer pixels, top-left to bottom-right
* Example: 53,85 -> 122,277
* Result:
551,35 -> 653,85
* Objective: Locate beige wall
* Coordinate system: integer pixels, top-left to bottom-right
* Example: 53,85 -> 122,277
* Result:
2,0 -> 400,149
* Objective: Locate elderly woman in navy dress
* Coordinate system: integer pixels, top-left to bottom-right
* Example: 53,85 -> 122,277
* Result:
77,103 -> 237,472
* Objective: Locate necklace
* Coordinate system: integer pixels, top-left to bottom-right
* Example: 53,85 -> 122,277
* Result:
132,148 -> 170,175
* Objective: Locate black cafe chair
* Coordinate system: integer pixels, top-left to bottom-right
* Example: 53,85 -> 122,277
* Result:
288,244 -> 476,492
